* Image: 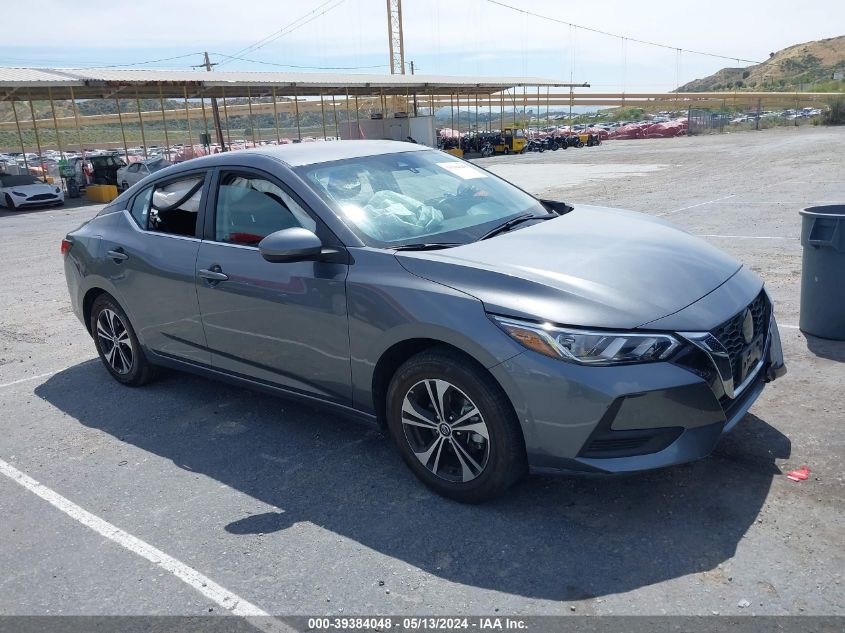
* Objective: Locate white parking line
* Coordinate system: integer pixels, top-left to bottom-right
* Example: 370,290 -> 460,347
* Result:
0,458 -> 291,632
0,371 -> 59,390
780,324 -> 800,330
658,193 -> 736,216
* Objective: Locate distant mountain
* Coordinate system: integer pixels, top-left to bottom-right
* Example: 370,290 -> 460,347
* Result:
677,35 -> 845,91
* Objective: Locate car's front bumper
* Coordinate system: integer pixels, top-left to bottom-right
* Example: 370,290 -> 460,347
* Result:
15,194 -> 64,207
490,317 -> 785,475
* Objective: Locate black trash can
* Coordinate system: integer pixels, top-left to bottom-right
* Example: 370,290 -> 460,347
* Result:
799,205 -> 845,340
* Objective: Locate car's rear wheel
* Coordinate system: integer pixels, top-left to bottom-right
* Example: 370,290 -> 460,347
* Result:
90,294 -> 156,387
386,348 -> 526,503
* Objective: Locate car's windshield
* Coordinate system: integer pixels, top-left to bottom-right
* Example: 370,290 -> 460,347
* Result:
0,175 -> 40,187
297,149 -> 548,247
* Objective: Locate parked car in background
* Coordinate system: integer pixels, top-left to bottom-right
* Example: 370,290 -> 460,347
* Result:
0,174 -> 64,209
116,157 -> 172,191
62,140 -> 786,502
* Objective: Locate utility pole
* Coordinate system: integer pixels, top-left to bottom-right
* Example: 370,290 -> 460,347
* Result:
197,52 -> 227,151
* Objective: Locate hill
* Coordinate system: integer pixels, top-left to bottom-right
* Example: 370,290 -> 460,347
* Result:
677,35 -> 845,91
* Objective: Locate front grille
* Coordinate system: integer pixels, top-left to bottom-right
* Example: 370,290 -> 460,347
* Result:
27,193 -> 56,201
710,290 -> 770,386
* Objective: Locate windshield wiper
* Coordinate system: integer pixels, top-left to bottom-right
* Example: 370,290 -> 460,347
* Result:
479,213 -> 555,241
392,242 -> 464,251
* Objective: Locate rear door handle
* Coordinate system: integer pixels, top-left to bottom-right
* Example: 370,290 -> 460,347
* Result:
106,248 -> 128,262
198,268 -> 229,282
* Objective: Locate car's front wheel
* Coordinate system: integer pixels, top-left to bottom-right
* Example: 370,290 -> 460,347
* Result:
4,194 -> 15,210
90,294 -> 156,387
386,348 -> 526,503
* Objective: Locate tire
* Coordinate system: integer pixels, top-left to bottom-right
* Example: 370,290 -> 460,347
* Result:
385,347 -> 527,503
90,294 -> 157,387
4,193 -> 15,210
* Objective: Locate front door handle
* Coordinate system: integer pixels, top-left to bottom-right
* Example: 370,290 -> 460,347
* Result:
198,267 -> 229,282
106,248 -> 128,262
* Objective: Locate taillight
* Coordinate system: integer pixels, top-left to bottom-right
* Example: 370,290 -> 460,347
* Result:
60,238 -> 72,256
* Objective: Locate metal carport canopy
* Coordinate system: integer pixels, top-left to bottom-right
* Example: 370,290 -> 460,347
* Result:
0,67 -> 587,100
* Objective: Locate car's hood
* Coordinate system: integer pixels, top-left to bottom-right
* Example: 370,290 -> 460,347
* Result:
4,183 -> 59,196
395,205 -> 743,329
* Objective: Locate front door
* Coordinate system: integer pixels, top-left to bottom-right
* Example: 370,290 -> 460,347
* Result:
195,169 -> 351,404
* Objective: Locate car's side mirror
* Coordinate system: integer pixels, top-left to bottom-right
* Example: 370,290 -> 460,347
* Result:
540,199 -> 573,215
258,227 -> 324,263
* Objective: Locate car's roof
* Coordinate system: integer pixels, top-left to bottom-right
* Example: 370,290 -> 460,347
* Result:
182,140 -> 431,170
247,139 -> 430,166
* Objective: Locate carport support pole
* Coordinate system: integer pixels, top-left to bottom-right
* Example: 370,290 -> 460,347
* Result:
475,94 -> 478,134
48,87 -> 63,158
272,87 -> 281,143
320,92 -> 327,141
158,85 -> 171,157
114,97 -> 129,160
332,95 -> 339,139
28,98 -> 46,182
135,93 -> 148,159
11,101 -> 28,172
344,88 -> 350,139
183,87 -> 194,152
450,93 -> 454,136
200,97 -> 210,147
69,87 -> 85,158
354,94 -> 360,139
246,86 -> 257,147
293,85 -> 302,141
221,87 -> 232,149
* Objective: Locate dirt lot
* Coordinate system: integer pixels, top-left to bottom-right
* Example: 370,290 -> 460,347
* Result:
0,126 -> 843,620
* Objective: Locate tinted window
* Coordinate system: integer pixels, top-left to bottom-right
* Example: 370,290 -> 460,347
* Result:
1,175 -> 40,186
214,173 -> 315,246
148,175 -> 205,237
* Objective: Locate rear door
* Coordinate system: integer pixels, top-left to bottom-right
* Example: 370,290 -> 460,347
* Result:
99,170 -> 211,364
195,168 -> 351,404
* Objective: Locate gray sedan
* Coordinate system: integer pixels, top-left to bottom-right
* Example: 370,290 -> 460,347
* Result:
62,140 -> 785,502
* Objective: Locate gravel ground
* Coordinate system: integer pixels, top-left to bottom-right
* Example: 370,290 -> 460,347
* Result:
0,126 -> 843,619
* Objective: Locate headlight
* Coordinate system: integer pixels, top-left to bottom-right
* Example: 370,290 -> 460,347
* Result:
12,191 -> 27,197
492,315 -> 680,365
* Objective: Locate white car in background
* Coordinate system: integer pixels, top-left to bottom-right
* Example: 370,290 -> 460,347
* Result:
116,157 -> 172,191
0,174 -> 64,210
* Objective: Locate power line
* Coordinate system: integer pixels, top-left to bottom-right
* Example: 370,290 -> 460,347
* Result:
485,0 -> 763,64
80,53 -> 204,69
217,0 -> 348,67
212,53 -> 389,71
1,52 -> 203,69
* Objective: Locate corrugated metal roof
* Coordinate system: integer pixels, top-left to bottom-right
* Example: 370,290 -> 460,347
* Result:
0,67 -> 586,100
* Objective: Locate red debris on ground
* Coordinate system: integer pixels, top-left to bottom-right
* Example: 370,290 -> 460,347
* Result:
786,466 -> 811,481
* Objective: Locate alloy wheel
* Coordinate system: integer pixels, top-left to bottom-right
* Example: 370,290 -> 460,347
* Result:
96,308 -> 134,375
401,379 -> 490,483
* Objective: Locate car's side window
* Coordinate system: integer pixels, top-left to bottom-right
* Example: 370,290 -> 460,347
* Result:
129,186 -> 152,228
214,172 -> 316,246
127,164 -> 140,173
148,174 -> 205,238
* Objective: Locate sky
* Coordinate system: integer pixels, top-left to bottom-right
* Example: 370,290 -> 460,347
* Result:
3,0 -> 843,93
